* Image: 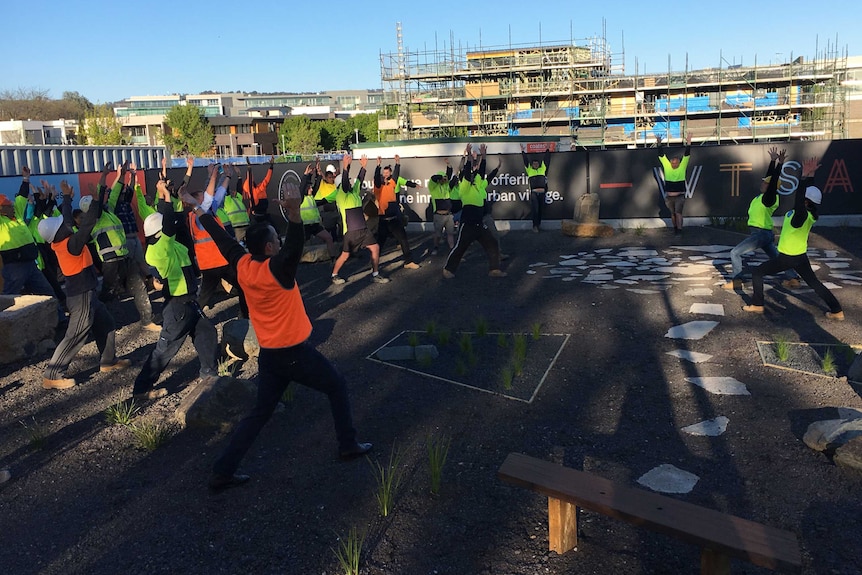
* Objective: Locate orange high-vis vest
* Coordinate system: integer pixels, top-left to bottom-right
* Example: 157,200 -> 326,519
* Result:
236,254 -> 312,349
188,212 -> 228,270
375,179 -> 398,215
52,236 -> 93,277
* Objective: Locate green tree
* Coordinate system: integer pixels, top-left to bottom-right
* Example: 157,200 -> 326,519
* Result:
80,104 -> 124,145
278,116 -> 321,156
347,113 -> 380,143
319,118 -> 351,150
60,91 -> 94,121
163,104 -> 214,156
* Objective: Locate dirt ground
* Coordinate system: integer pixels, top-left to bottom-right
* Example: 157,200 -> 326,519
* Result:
1,224 -> 861,575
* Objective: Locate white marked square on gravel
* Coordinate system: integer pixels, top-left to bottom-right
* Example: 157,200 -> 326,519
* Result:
689,303 -> 725,316
681,416 -> 729,436
666,349 -> 713,363
627,288 -> 661,294
822,282 -> 842,290
823,261 -> 850,269
637,464 -> 699,494
685,377 -> 750,395
665,321 -> 719,340
684,288 -> 713,296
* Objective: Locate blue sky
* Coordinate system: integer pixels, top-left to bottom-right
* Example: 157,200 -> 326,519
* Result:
3,0 -> 859,104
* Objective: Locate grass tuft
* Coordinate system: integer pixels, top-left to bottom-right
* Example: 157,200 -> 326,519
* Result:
130,421 -> 172,451
497,332 -> 509,348
427,433 -> 451,495
332,526 -> 365,575
281,384 -> 294,403
530,322 -> 542,340
369,445 -> 404,517
436,328 -> 451,346
20,417 -> 48,450
821,348 -> 836,374
501,367 -> 513,390
475,316 -> 488,337
407,332 -> 420,347
425,320 -> 437,336
459,332 -> 473,355
105,399 -> 139,426
773,333 -> 790,362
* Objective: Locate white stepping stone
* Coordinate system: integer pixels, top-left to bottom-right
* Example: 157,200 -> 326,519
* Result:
526,270 -> 537,275
558,259 -> 587,266
595,248 -> 613,253
636,266 -> 653,271
628,288 -> 661,294
583,275 -> 614,281
666,349 -> 713,363
598,284 -> 620,289
824,250 -> 839,258
637,464 -> 699,494
655,265 -> 715,275
689,255 -> 707,261
673,277 -> 715,282
681,416 -> 729,437
615,279 -> 638,285
604,261 -> 638,267
823,261 -> 850,269
674,245 -> 736,253
820,257 -> 852,261
562,277 -> 576,282
846,281 -> 862,286
588,268 -> 613,274
685,376 -> 750,395
665,321 -> 719,340
830,273 -> 862,280
628,275 -> 670,281
684,288 -> 713,296
689,303 -> 725,316
550,268 -> 577,274
822,282 -> 842,290
618,250 -> 658,257
529,262 -> 549,267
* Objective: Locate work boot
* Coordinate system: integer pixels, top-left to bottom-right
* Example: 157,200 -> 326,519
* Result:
489,269 -> 508,278
742,305 -> 764,314
403,262 -> 420,269
141,322 -> 161,333
442,269 -> 455,279
101,359 -> 132,373
133,388 -> 168,401
782,278 -> 802,289
43,377 -> 76,389
722,279 -> 743,290
826,311 -> 845,321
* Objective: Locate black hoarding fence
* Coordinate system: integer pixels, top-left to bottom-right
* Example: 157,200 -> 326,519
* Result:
143,140 -> 862,230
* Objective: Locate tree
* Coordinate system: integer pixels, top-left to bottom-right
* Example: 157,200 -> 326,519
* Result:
319,118 -> 351,150
278,116 -> 321,156
61,91 -> 94,121
80,104 -> 124,145
347,113 -> 380,143
163,104 -> 214,156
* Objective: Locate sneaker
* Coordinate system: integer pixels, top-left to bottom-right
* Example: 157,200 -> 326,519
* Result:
339,442 -> 373,460
100,359 -> 132,373
141,322 -> 162,333
742,305 -> 765,314
208,472 -> 251,492
133,388 -> 168,401
532,226 -> 539,233
488,269 -> 508,278
371,274 -> 390,284
826,311 -> 845,321
782,278 -> 802,289
403,262 -> 420,270
43,377 -> 76,390
331,275 -> 346,285
442,269 -> 455,279
722,279 -> 743,290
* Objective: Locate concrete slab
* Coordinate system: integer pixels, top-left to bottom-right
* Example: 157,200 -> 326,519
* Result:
666,350 -> 713,363
681,416 -> 730,436
664,321 -> 719,340
637,464 -> 699,494
689,303 -> 725,316
685,376 -> 750,395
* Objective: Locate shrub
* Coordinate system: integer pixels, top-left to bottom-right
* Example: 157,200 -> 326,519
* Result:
105,399 -> 139,426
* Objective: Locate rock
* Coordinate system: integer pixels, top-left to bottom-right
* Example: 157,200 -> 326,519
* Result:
849,351 -> 862,383
175,376 -> 257,429
561,220 -> 614,238
0,295 -> 57,364
834,437 -> 862,473
0,468 -> 10,484
803,418 -> 862,452
300,243 -> 332,263
37,339 -> 57,355
0,295 -> 14,312
414,345 -> 439,362
375,345 -> 416,361
222,319 -> 259,360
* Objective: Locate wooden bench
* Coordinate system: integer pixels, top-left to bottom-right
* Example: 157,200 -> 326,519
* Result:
498,453 -> 801,574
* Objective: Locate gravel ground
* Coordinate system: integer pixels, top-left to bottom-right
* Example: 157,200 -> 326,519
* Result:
1,224 -> 861,575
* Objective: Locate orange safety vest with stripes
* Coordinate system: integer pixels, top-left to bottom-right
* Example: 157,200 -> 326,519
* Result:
188,212 -> 228,270
52,235 -> 93,277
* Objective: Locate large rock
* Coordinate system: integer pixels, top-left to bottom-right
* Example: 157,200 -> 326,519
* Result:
301,243 -> 332,263
834,437 -> 862,473
803,418 -> 862,452
561,220 -> 614,238
0,295 -> 57,364
222,319 -> 259,360
848,351 -> 862,383
175,376 -> 257,429
0,295 -> 14,313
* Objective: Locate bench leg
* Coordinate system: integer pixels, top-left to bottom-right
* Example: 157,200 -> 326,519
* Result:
700,548 -> 730,575
548,497 -> 578,554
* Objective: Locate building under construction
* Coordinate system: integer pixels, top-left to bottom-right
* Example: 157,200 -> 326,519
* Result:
379,25 -> 850,147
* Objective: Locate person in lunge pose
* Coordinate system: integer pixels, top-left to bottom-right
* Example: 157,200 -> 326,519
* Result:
374,155 -> 421,269
742,156 -> 844,320
722,147 -> 799,290
181,181 -> 371,491
656,132 -> 692,234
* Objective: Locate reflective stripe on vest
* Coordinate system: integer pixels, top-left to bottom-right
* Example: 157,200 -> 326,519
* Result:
188,211 -> 228,269
223,195 -> 250,227
300,196 -> 321,224
53,235 -> 93,277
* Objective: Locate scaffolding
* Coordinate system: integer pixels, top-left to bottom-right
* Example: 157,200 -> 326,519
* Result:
379,28 -> 849,147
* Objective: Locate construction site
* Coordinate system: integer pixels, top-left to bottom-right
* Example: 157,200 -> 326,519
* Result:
378,24 -> 850,147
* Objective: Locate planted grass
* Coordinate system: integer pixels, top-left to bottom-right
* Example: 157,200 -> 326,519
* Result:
332,526 -> 365,575
773,333 -> 790,362
369,445 -> 405,517
530,322 -> 542,340
130,421 -> 172,451
427,433 -> 451,495
821,348 -> 836,374
475,316 -> 489,337
21,417 -> 48,450
105,399 -> 139,426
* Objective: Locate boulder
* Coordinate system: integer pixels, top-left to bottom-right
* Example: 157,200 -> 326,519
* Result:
848,351 -> 862,383
561,220 -> 614,238
834,436 -> 862,473
175,376 -> 257,429
803,418 -> 862,452
301,243 -> 332,263
222,319 -> 259,360
0,295 -> 57,364
0,295 -> 14,313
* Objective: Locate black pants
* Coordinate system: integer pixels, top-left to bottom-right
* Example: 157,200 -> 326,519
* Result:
531,191 -> 546,228
752,253 -> 842,313
101,256 -> 154,325
444,220 -> 501,274
44,290 -> 117,379
133,296 -> 218,394
212,342 -> 358,476
376,217 -> 412,262
198,265 -> 248,319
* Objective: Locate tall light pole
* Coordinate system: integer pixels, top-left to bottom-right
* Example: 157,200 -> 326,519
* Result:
354,128 -> 359,144
281,133 -> 287,155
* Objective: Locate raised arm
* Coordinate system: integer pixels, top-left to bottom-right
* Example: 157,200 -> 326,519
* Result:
183,190 -> 247,270
268,180 -> 305,288
791,157 -> 820,228
761,148 -> 785,208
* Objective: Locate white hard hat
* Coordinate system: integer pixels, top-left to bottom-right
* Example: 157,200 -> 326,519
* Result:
37,216 -> 64,243
79,195 -> 93,213
325,164 -> 337,174
143,213 -> 164,237
804,186 -> 822,205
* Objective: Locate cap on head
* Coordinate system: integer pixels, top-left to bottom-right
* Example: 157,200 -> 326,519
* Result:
79,195 -> 93,213
325,164 -> 337,174
37,216 -> 64,243
143,213 -> 164,237
804,186 -> 822,205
